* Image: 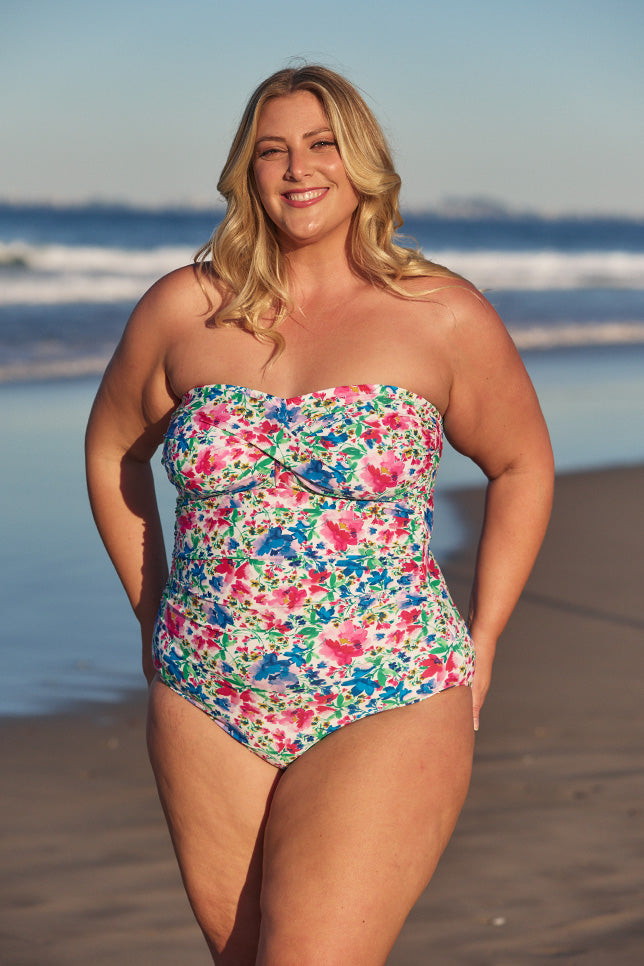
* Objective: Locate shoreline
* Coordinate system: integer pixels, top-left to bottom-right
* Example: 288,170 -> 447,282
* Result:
2,462 -> 643,964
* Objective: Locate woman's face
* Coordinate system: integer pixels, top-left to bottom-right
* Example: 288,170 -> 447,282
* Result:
252,90 -> 359,251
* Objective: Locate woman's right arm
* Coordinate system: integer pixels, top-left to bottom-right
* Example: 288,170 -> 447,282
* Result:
84,269 -> 192,682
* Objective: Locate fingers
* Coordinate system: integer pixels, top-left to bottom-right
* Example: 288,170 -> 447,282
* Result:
469,637 -> 496,733
471,677 -> 490,733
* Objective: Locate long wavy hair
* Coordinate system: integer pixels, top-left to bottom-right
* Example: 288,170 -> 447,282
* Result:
196,65 -> 461,354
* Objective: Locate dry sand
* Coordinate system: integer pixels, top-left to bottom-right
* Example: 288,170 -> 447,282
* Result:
2,465 -> 643,965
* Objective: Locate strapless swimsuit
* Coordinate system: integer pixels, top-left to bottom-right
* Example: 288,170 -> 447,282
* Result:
152,383 -> 474,768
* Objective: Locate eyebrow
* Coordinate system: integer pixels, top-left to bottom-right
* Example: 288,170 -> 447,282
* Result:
255,127 -> 334,145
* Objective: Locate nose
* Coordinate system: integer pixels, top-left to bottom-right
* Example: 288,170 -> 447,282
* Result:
284,146 -> 311,181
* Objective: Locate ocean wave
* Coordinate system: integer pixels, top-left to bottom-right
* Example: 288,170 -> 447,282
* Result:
510,321 -> 644,349
0,353 -> 111,383
428,249 -> 644,290
0,242 -> 194,304
1,241 -> 644,305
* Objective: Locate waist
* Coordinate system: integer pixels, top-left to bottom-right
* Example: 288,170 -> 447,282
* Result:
168,546 -> 429,608
171,489 -> 431,570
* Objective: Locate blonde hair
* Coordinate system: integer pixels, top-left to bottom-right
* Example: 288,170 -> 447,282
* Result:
196,65 -> 460,352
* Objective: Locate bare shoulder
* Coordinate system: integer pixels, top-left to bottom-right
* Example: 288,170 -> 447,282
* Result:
399,273 -> 491,319
114,263 -> 224,401
127,262 -> 223,339
399,273 -> 510,348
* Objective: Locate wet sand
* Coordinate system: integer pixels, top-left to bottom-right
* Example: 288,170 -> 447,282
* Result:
2,465 -> 643,964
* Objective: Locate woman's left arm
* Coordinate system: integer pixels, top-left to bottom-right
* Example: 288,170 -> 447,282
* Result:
441,285 -> 555,730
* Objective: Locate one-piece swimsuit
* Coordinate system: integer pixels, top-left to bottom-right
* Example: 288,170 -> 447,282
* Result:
152,383 -> 474,768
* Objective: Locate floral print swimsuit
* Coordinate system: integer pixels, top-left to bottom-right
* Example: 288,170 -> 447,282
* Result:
152,383 -> 474,768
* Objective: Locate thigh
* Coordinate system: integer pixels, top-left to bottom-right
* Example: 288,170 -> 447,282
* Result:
146,678 -> 281,965
258,685 -> 474,966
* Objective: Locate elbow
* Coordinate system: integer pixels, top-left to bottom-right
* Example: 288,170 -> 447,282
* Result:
536,431 -> 556,504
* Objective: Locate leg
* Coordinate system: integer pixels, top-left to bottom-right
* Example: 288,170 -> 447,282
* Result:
146,678 -> 281,965
258,686 -> 474,966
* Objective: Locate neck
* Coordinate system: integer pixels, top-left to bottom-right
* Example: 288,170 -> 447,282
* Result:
282,234 -> 357,301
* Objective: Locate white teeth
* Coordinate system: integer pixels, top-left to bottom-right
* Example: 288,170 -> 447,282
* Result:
284,188 -> 326,201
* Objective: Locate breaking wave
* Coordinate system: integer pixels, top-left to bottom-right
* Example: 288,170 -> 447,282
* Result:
2,241 -> 644,305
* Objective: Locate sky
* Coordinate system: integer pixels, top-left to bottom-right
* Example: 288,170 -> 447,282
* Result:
2,0 -> 643,215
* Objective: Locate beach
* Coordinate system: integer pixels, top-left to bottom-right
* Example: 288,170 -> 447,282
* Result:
2,462 -> 643,965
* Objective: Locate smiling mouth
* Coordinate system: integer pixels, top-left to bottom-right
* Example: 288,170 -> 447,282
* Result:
282,188 -> 328,202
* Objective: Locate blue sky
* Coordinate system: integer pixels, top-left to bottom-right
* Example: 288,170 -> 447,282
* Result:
2,0 -> 643,214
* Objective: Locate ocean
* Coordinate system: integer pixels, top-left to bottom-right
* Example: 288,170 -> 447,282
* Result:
1,202 -> 643,715
2,203 -> 644,381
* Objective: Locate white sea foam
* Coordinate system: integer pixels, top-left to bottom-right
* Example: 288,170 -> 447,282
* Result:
2,242 -> 644,305
0,354 -> 111,383
427,249 -> 644,290
0,242 -> 194,304
509,321 -> 644,349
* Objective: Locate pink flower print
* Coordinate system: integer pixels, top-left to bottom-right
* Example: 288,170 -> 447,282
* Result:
312,691 -> 335,709
307,568 -> 332,596
201,512 -> 222,537
392,509 -> 414,535
335,385 -> 370,404
176,508 -> 198,534
419,654 -> 444,680
230,576 -> 252,601
423,423 -> 441,450
381,411 -> 411,431
178,466 -> 201,491
240,692 -> 259,716
216,680 -> 240,699
193,403 -> 232,431
399,607 -> 421,628
321,621 -> 368,666
360,422 -> 384,444
361,454 -> 407,493
253,418 -> 282,446
163,606 -> 185,640
427,557 -> 442,580
195,446 -> 226,476
214,558 -> 240,579
190,628 -> 213,654
321,513 -> 364,551
280,707 -> 315,730
270,728 -> 300,755
264,613 -> 292,634
268,586 -> 308,610
442,650 -> 465,688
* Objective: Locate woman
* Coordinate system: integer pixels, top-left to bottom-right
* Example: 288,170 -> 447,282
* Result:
86,65 -> 553,965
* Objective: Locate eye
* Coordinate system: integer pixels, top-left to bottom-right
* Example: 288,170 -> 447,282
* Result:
311,139 -> 337,150
257,146 -> 284,159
